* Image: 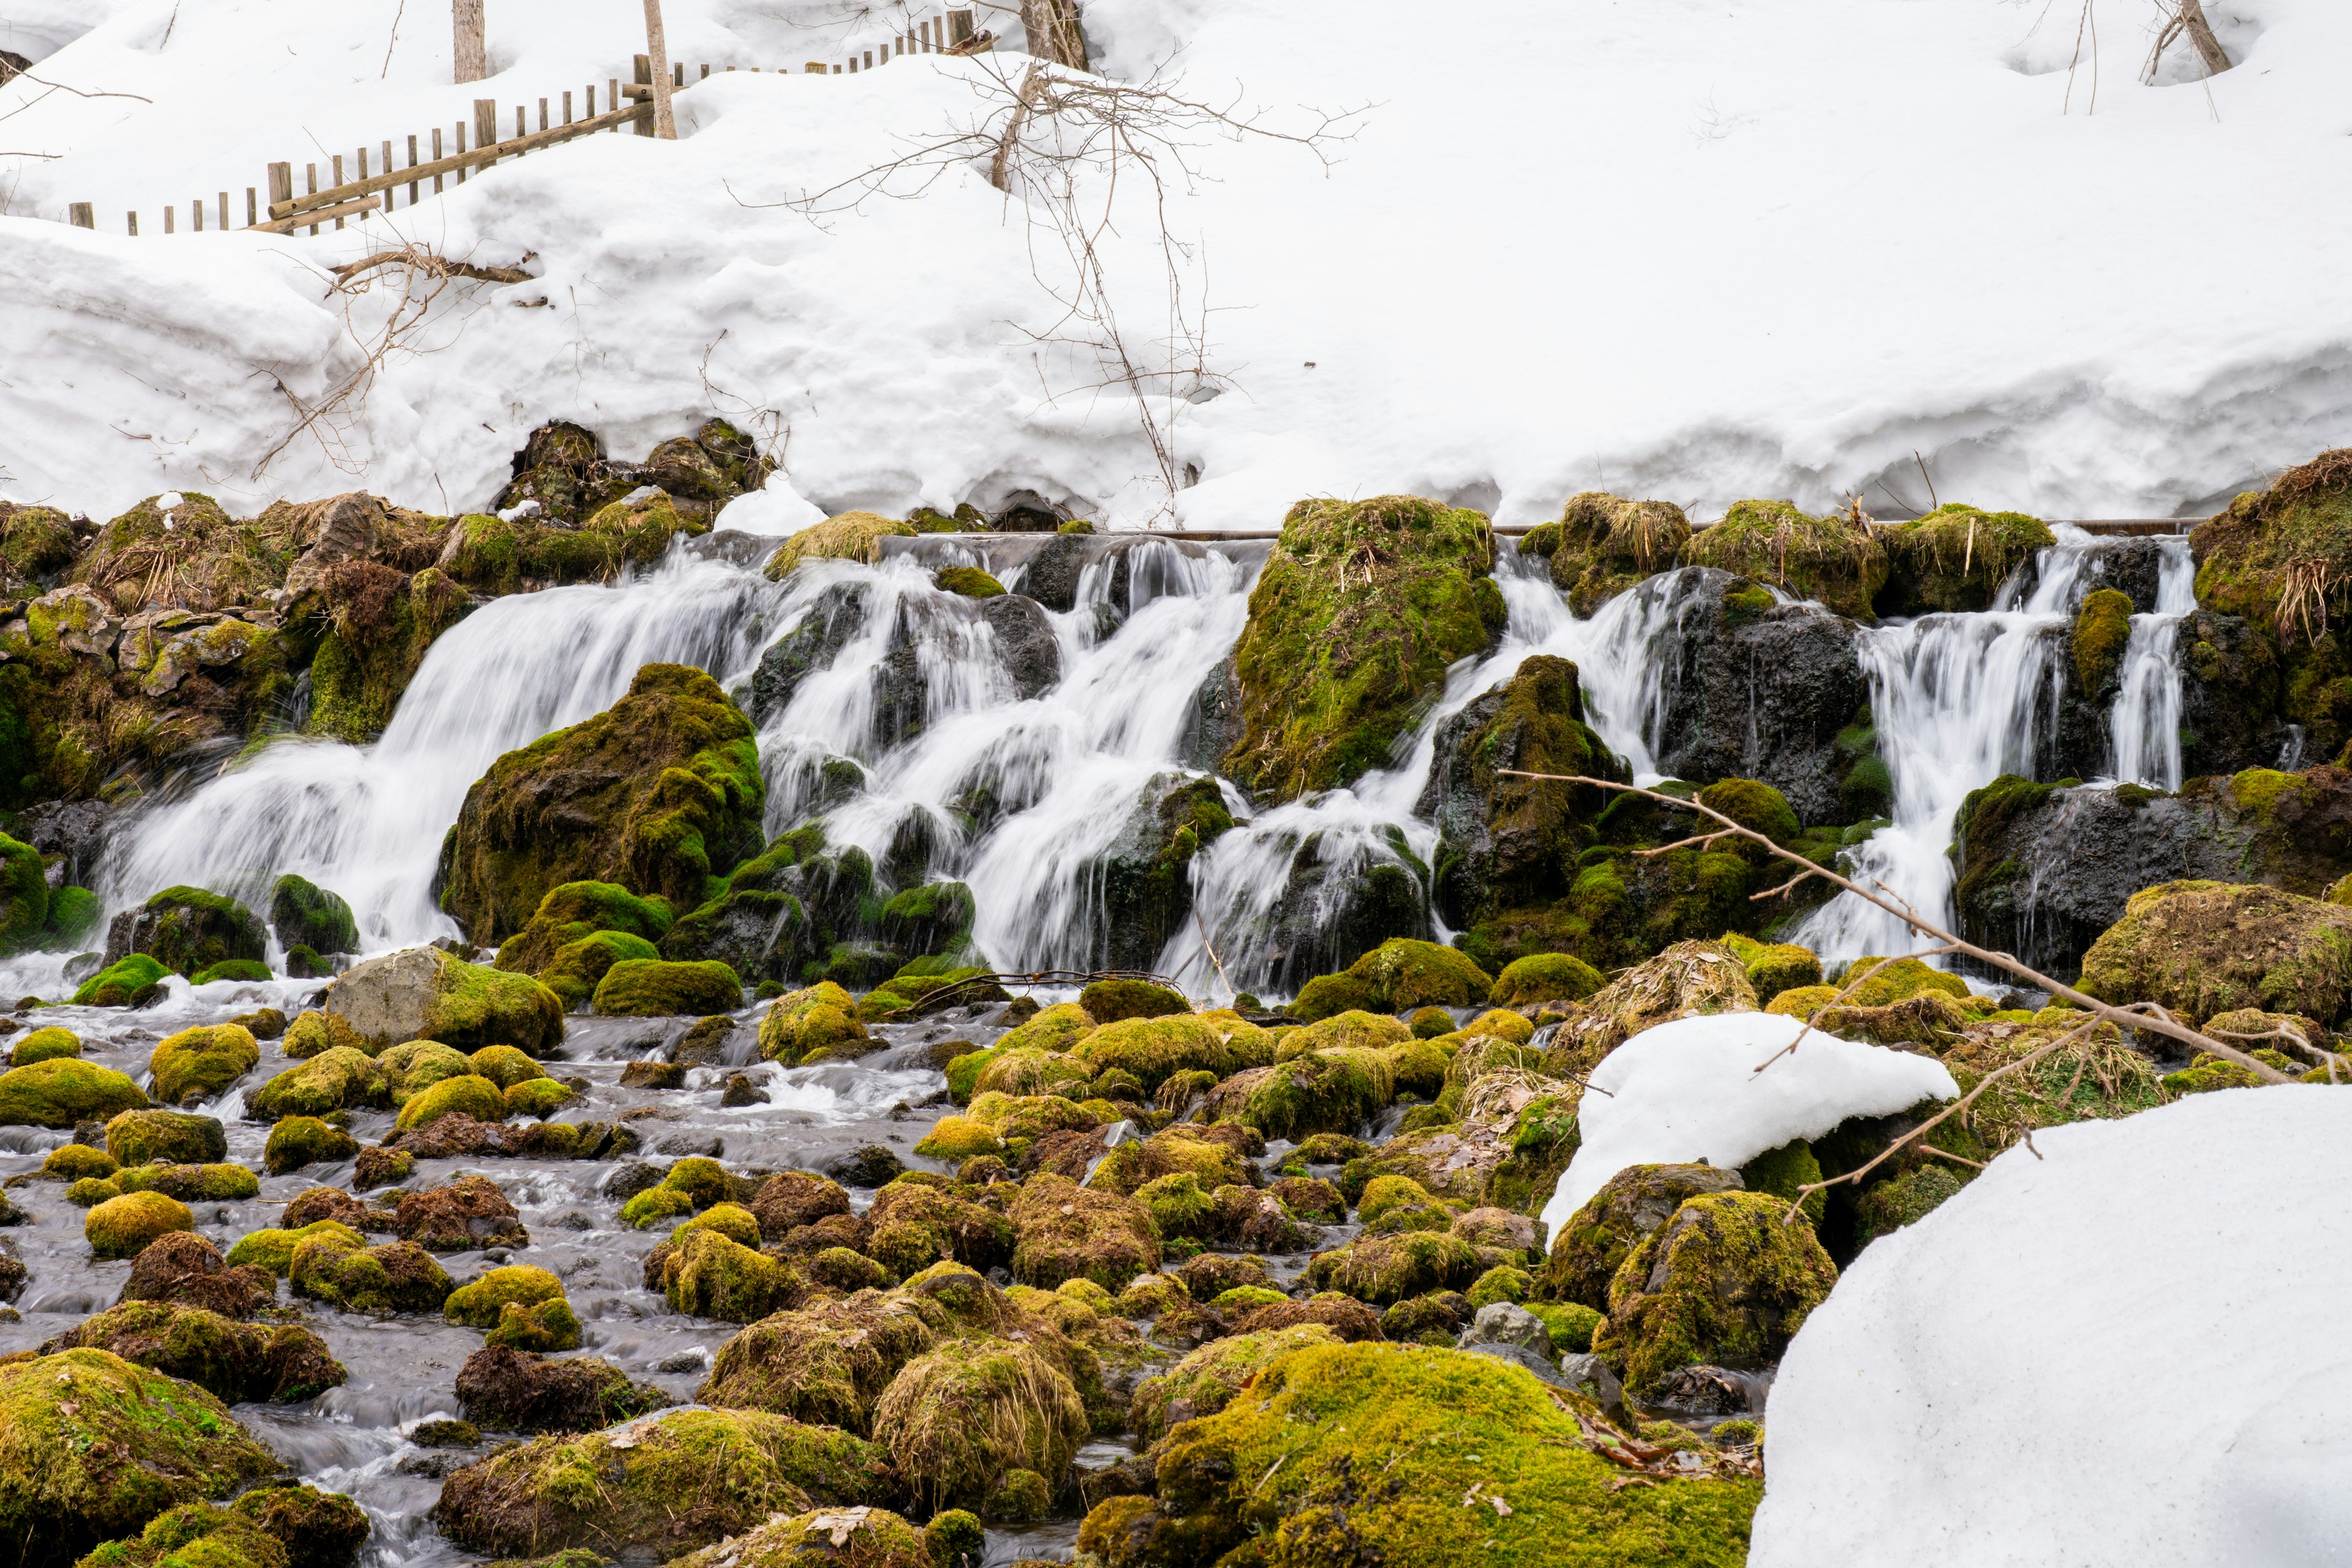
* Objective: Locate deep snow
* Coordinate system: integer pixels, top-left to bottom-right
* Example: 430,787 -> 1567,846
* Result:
1751,1085 -> 2352,1566
4,0 -> 2350,527
1537,1011 -> 1959,1234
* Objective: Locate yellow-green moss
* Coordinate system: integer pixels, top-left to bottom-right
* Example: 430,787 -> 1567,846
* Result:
86,1190 -> 196,1259
1682,499 -> 1888,621
0,1058 -> 150,1127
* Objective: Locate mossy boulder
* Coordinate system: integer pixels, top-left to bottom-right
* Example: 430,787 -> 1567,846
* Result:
115,1164 -> 261,1202
394,1073 -> 507,1131
467,1044 -> 548,1090
39,1300 -> 346,1404
871,1337 -> 1090,1513
268,874 -> 357,957
663,1507 -> 930,1568
43,1142 -> 118,1180
1129,1324 -> 1341,1442
1224,496 -> 1505,799
1680,499 -> 1888,621
1545,940 -> 1760,1079
439,664 -> 764,944
0,833 -> 48,955
494,880 -> 677,976
0,1348 -> 284,1568
1278,1009 -> 1410,1059
1490,950 -> 1607,1008
764,510 -> 919,578
299,553 -> 473,745
1875,503 -> 2056,616
442,497 -> 703,597
86,1190 -> 197,1259
225,1219 -> 366,1278
2191,450 -> 2352,639
1594,1189 -> 1836,1393
2077,879 -> 2352,1025
592,958 -> 742,1017
1852,1163 -> 1967,1246
933,566 -> 1004,598
70,954 -> 172,1009
445,1265 -> 568,1327
1719,932 -> 1823,1005
277,1011 -> 367,1061
1008,1173 -> 1159,1292
1302,1230 -> 1482,1306
0,1058 -> 149,1126
1290,938 -> 1492,1023
1087,1125 -> 1256,1198
1077,978 -> 1189,1023
146,1024 -> 260,1106
431,1407 -> 889,1561
10,1025 -> 80,1067
655,1229 -> 805,1322
2072,586 -> 2136,698
325,946 -> 565,1055
1523,490 -> 1693,615
288,1234 -> 453,1312
246,1048 -> 387,1120
758,981 -> 872,1065
263,1116 -> 360,1176
107,886 -> 268,979
1206,1048 -> 1396,1141
536,929 -> 659,1011
106,1109 -> 226,1166
1084,1341 -> 1758,1566
1538,1162 -> 1747,1311
1069,1012 -> 1269,1091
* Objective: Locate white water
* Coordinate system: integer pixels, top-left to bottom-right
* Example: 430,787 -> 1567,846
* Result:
2107,538 -> 2198,792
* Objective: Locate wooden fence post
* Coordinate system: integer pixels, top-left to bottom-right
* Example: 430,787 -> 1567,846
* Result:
245,188 -> 257,226
269,162 -> 292,222
217,190 -> 228,229
331,154 -> 345,227
453,0 -> 487,83
192,198 -> 202,233
165,206 -> 175,233
408,135 -> 420,205
127,211 -> 138,235
68,202 -> 93,228
453,122 -> 467,183
306,162 -> 318,232
474,99 -> 499,165
432,130 -> 445,193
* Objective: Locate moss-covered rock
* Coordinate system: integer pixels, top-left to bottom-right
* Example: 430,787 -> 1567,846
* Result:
2072,586 -> 2136,699
114,1163 -> 261,1202
2077,879 -> 2352,1025
1718,932 -> 1823,1005
763,511 -> 919,578
276,1011 -> 364,1061
1875,503 -> 2056,616
535,930 -> 658,1011
1085,1340 -> 1758,1567
654,1229 -> 805,1323
855,963 -> 1007,1025
1076,978 -> 1189,1023
1528,491 -> 1694,616
431,1406 -> 889,1561
1681,499 -> 1888,621
1087,1125 -> 1256,1198
758,981 -> 873,1065
933,566 -> 1005,599
70,1502 -> 288,1568
145,1024 -> 259,1107
266,874 -> 356,958
864,1183 -> 1017,1279
452,1344 -> 668,1435
107,887 -> 267,980
326,946 -> 565,1056
663,1507 -> 930,1568
0,1058 -> 148,1126
225,1220 -> 365,1278
439,665 -> 764,945
1595,1189 -> 1836,1393
1302,1230 -> 1481,1306
246,1048 -> 386,1120
39,1300 -> 346,1404
1128,1324 -> 1341,1443
1224,496 -> 1506,799
43,1142 -> 119,1180
1009,1174 -> 1159,1292
494,880 -> 676,977
442,494 -> 704,598
445,1265 -> 569,1328
1545,940 -> 1761,1079
288,1233 -> 453,1312
591,958 -> 742,1017
1069,1012 -> 1269,1091
86,1190 -> 197,1259
69,954 -> 170,1009
262,1116 -> 360,1177
396,1174 -> 530,1251
0,1348 -> 284,1568
106,1109 -> 226,1167
10,1025 -> 80,1067
1490,951 -> 1606,1008
1852,1163 -> 1966,1246
1207,1047 -> 1396,1142
1538,1163 -> 1747,1311
871,1335 -> 1089,1514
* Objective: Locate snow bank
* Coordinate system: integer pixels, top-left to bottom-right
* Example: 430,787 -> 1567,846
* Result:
1751,1086 -> 2352,1567
6,0 -> 2352,524
1538,1012 -> 1956,1234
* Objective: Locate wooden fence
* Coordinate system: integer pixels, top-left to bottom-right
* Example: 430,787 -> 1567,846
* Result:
59,7 -> 990,239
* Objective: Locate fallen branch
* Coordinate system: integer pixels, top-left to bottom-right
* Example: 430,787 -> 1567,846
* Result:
1496,770 -> 2293,1084
328,247 -> 531,285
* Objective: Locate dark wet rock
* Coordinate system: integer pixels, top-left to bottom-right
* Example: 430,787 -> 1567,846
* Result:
1250,826 -> 1434,995
396,1175 -> 529,1252
718,1072 -> 761,1107
2178,609 -> 2297,778
1646,1363 -> 1753,1415
821,1145 -> 906,1189
750,582 -> 868,726
390,1114 -> 634,1163
454,1344 -> 670,1432
672,1015 -> 736,1065
620,1060 -> 685,1090
1176,657 -> 1244,772
980,594 -> 1060,699
1011,534 -> 1089,611
1084,772 -> 1234,972
18,798 -> 112,888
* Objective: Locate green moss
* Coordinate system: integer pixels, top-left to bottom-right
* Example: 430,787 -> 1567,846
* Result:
288,1234 -> 451,1313
496,881 -> 677,976
10,1025 -> 80,1067
1852,1164 -> 1966,1246
1302,1231 -> 1480,1305
764,511 -> 919,578
670,1202 -> 762,1248
2072,587 -> 2136,695
1525,1300 -> 1603,1354
147,1025 -> 260,1106
247,1048 -> 387,1120
1129,1324 -> 1341,1442
0,1348 -> 284,1567
1287,971 -> 1373,1020
1279,1009 -> 1410,1059
445,1265 -> 567,1327
1876,503 -> 2056,615
225,1220 -> 364,1277
1466,1264 -> 1533,1306
758,981 -> 873,1065
119,888 -> 269,979
1076,978 -> 1189,1022
466,1045 -> 547,1090
870,1337 -> 1090,1513
71,954 -> 173,1009
1594,1191 -> 1838,1393
1693,777 -> 1800,850
662,1507 -> 930,1568
657,1230 -> 804,1323
1490,951 -> 1605,1006
86,1190 -> 197,1258
1540,491 -> 1695,615
591,958 -> 742,1017
1009,1174 -> 1159,1292
70,1501 -> 288,1568
266,875 -> 357,957
1289,938 -> 1493,1023
1717,932 -> 1825,1005
68,1175 -> 121,1206
1224,496 -> 1505,799
1736,1139 -> 1826,1225
114,1163 -> 261,1202
1829,954 -> 1972,1006
1071,1012 -> 1268,1091
1218,1047 -> 1395,1141
933,567 -> 1005,598
526,930 -> 655,1012
1537,1163 -> 1747,1310
503,1078 -> 574,1118
105,1110 -> 225,1166
262,1117 -> 358,1176
0,1057 -> 149,1126
42,1142 -> 118,1180
189,960 -> 271,986
858,963 -> 1006,1025
619,1187 -> 697,1228
2078,879 -> 2352,1025
1681,500 -> 1888,621
962,1047 -> 1090,1106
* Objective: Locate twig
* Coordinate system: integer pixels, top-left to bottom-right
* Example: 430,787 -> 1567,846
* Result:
1913,450 -> 1938,510
380,0 -> 405,78
1746,944 -> 1962,1074
328,247 -> 530,285
1494,770 -> 2294,1085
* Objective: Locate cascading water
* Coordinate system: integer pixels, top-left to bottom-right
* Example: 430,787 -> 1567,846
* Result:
2106,537 -> 2198,791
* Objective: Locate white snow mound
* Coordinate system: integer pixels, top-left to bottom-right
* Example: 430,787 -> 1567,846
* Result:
1751,1085 -> 2352,1567
1538,1012 -> 1957,1234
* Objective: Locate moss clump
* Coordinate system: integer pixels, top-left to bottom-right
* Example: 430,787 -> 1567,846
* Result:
1718,932 -> 1823,1005
440,665 -> 764,945
758,981 -> 872,1065
652,1230 -> 805,1322
1129,1324 -> 1341,1442
1529,491 -> 1694,616
390,1072 -> 503,1132
69,1175 -> 123,1205
1091,1340 -> 1758,1566
1302,1231 -> 1480,1306
106,1109 -> 226,1167
1077,977 -> 1189,1023
288,1234 -> 453,1313
1853,1164 -> 1966,1245
495,880 -> 677,976
70,955 -> 173,1009
663,1507 -> 930,1568
1545,941 -> 1762,1077
42,1142 -> 118,1180
190,960 -> 271,985
225,1220 -> 365,1277
1526,1300 -> 1604,1354
277,1011 -> 366,1061
112,886 -> 270,979
1280,1009 -> 1411,1060
2078,879 -> 2352,1025
1071,1012 -> 1269,1091
619,1188 -> 697,1228
0,1348 -> 285,1567
2190,450 -> 2352,645
1489,951 -> 1605,1007
591,958 -> 742,1017
247,1048 -> 388,1120
1290,938 -> 1493,1023
933,566 -> 1005,598
1008,1173 -> 1159,1292
0,1058 -> 149,1126
1682,499 -> 1888,621
1537,1163 -> 1747,1311
445,1265 -> 568,1327
38,1300 -> 347,1405
856,963 -> 1006,1025
263,1116 -> 360,1177
1088,1125 -> 1255,1197
1211,1047 -> 1396,1142
442,497 -> 703,597
503,1077 -> 574,1118
10,1025 -> 80,1067
870,1338 -> 1090,1513
962,1047 -> 1090,1106
1736,1138 -> 1826,1225
300,558 -> 472,745
68,1502 -> 288,1568
1594,1191 -> 1838,1393
2072,587 -> 2136,696
535,930 -> 659,1011
86,1190 -> 197,1259
465,1045 -> 548,1090
267,874 -> 357,957
763,511 -> 919,578
1875,503 -> 2056,615
146,1024 -> 260,1106
1224,496 -> 1506,799
115,1163 -> 262,1202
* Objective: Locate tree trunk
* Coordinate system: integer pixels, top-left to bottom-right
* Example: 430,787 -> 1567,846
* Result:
2177,0 -> 2232,77
451,0 -> 486,84
1020,0 -> 1089,72
642,0 -> 677,140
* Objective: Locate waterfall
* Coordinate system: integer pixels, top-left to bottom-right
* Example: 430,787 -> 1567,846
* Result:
2106,537 -> 2196,791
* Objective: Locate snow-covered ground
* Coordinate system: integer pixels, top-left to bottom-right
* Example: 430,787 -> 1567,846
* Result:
1752,1085 -> 2352,1566
4,1 -> 2347,527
